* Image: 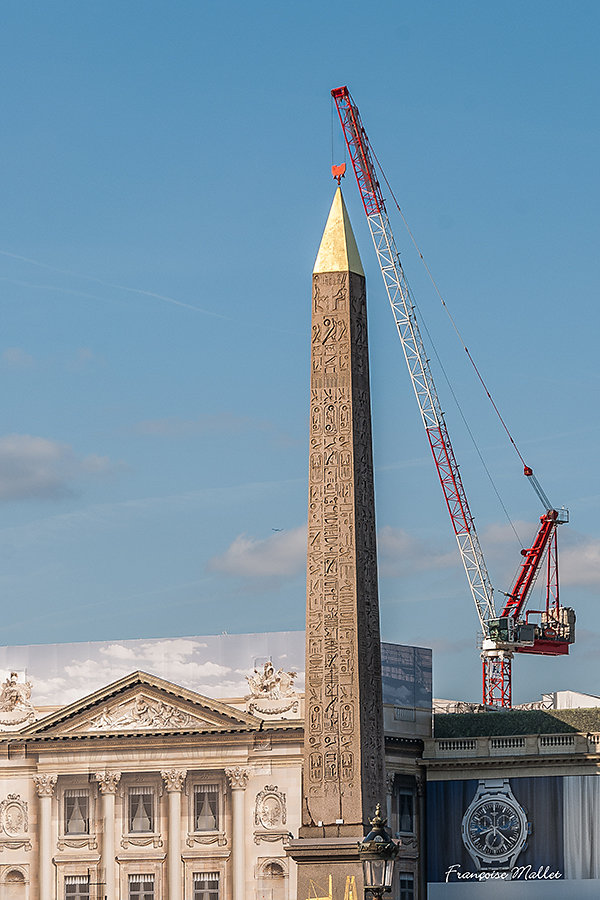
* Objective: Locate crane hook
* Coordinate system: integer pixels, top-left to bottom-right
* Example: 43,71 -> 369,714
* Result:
331,163 -> 346,185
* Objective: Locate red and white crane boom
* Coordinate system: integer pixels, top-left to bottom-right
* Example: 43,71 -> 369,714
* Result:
330,87 -> 495,633
331,86 -> 575,706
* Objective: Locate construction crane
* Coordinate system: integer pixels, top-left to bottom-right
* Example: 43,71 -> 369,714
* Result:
331,85 -> 575,707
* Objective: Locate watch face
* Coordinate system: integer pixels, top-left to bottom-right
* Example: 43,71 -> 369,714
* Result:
463,798 -> 526,862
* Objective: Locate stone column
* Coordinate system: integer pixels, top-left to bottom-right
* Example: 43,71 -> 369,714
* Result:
94,771 -> 121,900
225,767 -> 249,900
386,772 -> 396,829
33,774 -> 57,900
161,769 -> 186,900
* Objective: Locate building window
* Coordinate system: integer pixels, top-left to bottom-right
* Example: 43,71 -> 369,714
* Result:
393,786 -> 415,835
128,788 -> 154,833
64,789 -> 90,835
193,871 -> 219,900
258,861 -> 286,900
398,873 -> 414,900
65,876 -> 90,900
194,784 -> 220,831
5,868 -> 27,900
129,874 -> 154,900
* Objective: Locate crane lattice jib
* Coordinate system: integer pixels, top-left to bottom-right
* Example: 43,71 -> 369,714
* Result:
332,86 -> 496,629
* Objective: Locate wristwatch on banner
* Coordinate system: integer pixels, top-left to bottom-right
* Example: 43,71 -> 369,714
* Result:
461,778 -> 530,870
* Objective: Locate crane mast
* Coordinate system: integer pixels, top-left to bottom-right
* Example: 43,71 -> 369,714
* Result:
331,86 -> 575,706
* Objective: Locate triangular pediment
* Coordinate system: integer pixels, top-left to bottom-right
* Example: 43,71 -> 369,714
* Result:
21,671 -> 260,737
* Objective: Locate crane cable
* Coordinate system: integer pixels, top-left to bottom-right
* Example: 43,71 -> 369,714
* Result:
371,145 -> 528,467
368,145 -> 526,548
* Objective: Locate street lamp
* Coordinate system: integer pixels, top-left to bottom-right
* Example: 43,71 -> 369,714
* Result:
358,803 -> 399,899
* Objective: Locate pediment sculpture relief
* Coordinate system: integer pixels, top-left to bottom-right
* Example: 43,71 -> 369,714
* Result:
0,672 -> 36,730
86,695 -> 199,731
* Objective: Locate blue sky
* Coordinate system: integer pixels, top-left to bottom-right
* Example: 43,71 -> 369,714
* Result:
1,1 -> 599,704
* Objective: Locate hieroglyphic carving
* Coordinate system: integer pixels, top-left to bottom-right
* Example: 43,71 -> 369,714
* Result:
303,265 -> 384,832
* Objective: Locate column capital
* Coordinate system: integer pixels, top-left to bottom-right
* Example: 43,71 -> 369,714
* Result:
94,771 -> 121,794
225,766 -> 250,790
161,769 -> 187,792
385,772 -> 396,795
33,774 -> 57,798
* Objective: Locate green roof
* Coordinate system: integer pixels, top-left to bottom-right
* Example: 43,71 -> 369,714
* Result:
434,707 -> 600,738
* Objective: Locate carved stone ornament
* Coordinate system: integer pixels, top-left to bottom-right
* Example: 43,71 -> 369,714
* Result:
248,697 -> 299,717
186,834 -> 228,848
225,767 -> 250,790
161,769 -> 186,792
121,835 -> 163,849
94,771 -> 121,794
57,836 -> 98,851
0,793 -> 32,851
0,794 -> 27,835
88,696 -> 194,730
246,663 -> 297,700
0,672 -> 36,730
254,832 -> 287,844
254,785 -> 287,829
33,775 -> 57,798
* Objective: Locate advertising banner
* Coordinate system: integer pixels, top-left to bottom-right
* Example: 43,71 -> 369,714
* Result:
427,774 -> 600,897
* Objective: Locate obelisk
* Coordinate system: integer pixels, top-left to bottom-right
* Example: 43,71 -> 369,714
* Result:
288,188 -> 385,898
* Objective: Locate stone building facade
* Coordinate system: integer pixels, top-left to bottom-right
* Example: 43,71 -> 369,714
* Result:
0,637 -> 431,900
0,669 -> 302,900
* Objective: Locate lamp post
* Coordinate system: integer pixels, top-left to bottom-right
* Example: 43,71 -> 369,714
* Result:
358,804 -> 400,899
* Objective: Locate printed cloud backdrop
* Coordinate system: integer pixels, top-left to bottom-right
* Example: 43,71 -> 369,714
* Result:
0,631 -> 306,707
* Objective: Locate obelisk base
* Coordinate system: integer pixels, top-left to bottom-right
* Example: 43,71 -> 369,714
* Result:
286,837 -> 363,900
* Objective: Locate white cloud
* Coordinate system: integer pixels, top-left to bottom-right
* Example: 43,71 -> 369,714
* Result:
442,519 -> 600,591
377,525 -> 457,577
208,525 -> 306,578
99,639 -> 231,685
32,638 -> 237,705
2,347 -> 34,368
99,644 -> 137,661
0,434 -> 122,501
560,538 -> 600,587
480,520 -> 533,548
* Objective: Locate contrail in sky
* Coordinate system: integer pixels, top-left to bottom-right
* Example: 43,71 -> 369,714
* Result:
0,248 -> 231,320
0,248 -> 301,334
